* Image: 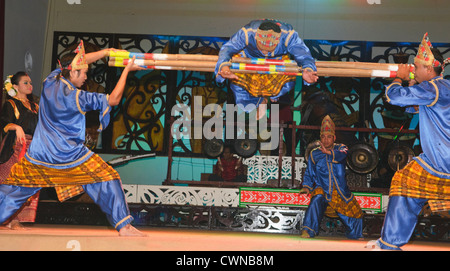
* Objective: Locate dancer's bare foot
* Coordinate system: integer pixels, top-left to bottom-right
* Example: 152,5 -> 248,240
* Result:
6,219 -> 26,230
300,230 -> 311,238
365,240 -> 382,250
118,224 -> 146,237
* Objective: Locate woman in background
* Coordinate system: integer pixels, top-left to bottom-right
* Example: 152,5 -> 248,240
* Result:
0,72 -> 39,229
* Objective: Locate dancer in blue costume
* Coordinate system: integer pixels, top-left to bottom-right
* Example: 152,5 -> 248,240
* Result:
300,115 -> 363,240
0,41 -> 145,236
368,33 -> 450,250
215,19 -> 318,114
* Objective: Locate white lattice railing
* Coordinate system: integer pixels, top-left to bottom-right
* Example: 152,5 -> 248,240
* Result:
123,184 -> 240,207
242,156 -> 306,183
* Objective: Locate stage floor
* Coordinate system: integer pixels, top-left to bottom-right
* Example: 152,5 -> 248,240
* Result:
0,224 -> 449,251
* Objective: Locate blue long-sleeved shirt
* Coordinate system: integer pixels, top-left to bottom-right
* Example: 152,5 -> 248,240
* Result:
303,143 -> 355,203
385,76 -> 450,178
215,19 -> 316,83
26,69 -> 111,169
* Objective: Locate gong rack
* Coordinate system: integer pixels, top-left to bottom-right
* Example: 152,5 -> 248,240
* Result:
163,116 -> 418,190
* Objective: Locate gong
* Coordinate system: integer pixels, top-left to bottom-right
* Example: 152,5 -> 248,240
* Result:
387,145 -> 415,171
234,139 -> 258,158
304,140 -> 321,162
203,138 -> 224,158
347,143 -> 379,174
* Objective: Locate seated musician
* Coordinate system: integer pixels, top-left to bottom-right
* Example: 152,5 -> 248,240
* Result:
209,146 -> 247,182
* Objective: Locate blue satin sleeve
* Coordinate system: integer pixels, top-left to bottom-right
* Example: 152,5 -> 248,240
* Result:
303,146 -> 353,203
385,81 -> 437,107
215,29 -> 247,83
76,90 -> 111,132
285,31 -> 316,72
331,144 -> 348,163
302,152 -> 317,191
385,77 -> 450,177
25,69 -> 111,169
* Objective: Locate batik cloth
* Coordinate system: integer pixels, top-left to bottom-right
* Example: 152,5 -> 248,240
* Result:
3,153 -> 120,202
302,186 -> 363,239
311,186 -> 363,219
233,55 -> 297,97
389,160 -> 450,212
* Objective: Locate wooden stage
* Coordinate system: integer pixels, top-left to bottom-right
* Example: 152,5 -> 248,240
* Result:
0,224 -> 449,251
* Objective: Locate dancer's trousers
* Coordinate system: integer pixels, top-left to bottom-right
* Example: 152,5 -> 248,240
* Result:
302,194 -> 363,239
377,196 -> 427,250
0,180 -> 133,231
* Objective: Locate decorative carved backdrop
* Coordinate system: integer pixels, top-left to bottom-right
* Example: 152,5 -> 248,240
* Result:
52,32 -> 450,160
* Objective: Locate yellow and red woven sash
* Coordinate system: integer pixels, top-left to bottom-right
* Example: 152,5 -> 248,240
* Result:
233,55 -> 296,97
311,186 -> 363,219
390,160 -> 450,212
4,153 -> 120,202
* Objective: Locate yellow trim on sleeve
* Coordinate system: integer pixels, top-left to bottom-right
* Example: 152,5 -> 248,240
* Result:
284,30 -> 295,47
3,123 -> 15,133
384,81 -> 401,103
218,62 -> 232,73
427,79 -> 439,107
242,27 -> 249,46
76,89 -> 86,115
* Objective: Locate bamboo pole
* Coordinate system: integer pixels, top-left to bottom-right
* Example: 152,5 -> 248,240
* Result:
109,59 -> 402,78
108,60 -> 213,72
108,60 -> 303,75
110,52 -> 298,66
110,57 -> 217,69
111,57 -> 302,73
109,51 -> 219,62
315,61 -> 400,71
316,67 -> 397,78
108,51 -> 413,78
110,51 -> 407,70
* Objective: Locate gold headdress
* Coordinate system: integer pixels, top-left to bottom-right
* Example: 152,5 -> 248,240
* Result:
68,40 -> 88,70
320,115 -> 335,136
414,33 -> 440,67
